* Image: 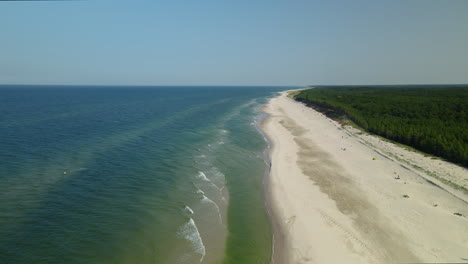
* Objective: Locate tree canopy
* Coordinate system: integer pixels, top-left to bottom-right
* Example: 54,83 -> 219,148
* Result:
294,86 -> 468,167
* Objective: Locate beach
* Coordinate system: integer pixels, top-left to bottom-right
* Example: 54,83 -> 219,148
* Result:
262,91 -> 468,263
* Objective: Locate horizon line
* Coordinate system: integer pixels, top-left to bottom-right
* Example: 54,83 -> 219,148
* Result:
1,83 -> 467,87
0,84 -> 304,87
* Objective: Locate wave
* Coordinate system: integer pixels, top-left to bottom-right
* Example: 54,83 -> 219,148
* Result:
196,171 -> 210,182
177,218 -> 206,263
201,195 -> 223,224
192,182 -> 223,223
196,171 -> 221,190
208,167 -> 225,184
184,205 -> 194,215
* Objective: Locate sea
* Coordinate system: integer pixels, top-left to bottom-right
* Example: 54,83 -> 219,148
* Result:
0,85 -> 291,264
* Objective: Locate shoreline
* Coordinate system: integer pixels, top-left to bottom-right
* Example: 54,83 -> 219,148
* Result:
261,91 -> 468,263
259,110 -> 289,264
254,101 -> 289,264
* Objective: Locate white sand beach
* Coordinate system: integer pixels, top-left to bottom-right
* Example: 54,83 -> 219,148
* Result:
262,91 -> 468,264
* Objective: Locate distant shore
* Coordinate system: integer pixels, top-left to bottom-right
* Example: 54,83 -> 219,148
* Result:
261,91 -> 468,264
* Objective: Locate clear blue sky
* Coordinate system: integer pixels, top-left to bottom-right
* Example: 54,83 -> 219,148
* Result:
2,0 -> 468,86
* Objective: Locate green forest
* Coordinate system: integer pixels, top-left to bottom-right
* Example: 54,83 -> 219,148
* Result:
294,86 -> 468,167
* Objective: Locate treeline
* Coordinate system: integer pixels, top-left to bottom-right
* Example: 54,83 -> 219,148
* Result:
294,86 -> 468,166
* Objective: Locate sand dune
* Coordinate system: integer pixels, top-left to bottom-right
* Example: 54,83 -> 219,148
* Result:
262,91 -> 468,264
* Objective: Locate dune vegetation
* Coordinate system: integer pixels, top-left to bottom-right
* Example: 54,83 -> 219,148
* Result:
294,86 -> 468,166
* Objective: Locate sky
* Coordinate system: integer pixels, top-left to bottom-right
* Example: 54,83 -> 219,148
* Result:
1,0 -> 468,86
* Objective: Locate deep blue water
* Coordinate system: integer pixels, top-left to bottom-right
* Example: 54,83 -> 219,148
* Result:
0,85 -> 289,264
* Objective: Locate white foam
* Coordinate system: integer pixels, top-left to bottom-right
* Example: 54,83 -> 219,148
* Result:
196,171 -> 210,182
196,171 -> 222,190
184,206 -> 194,215
177,218 -> 206,263
201,195 -> 223,224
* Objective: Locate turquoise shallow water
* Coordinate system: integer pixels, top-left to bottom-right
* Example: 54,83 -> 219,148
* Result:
0,86 -> 289,264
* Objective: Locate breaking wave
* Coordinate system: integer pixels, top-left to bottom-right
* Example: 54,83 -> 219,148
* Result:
196,171 -> 210,182
201,195 -> 223,224
177,218 -> 206,263
184,206 -> 194,215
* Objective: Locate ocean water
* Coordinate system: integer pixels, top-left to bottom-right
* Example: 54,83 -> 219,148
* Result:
0,86 -> 288,264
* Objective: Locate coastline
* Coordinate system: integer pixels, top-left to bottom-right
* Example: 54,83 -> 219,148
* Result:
258,108 -> 289,264
261,91 -> 468,263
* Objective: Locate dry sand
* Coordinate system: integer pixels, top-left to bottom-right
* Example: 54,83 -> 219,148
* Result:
262,91 -> 468,264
